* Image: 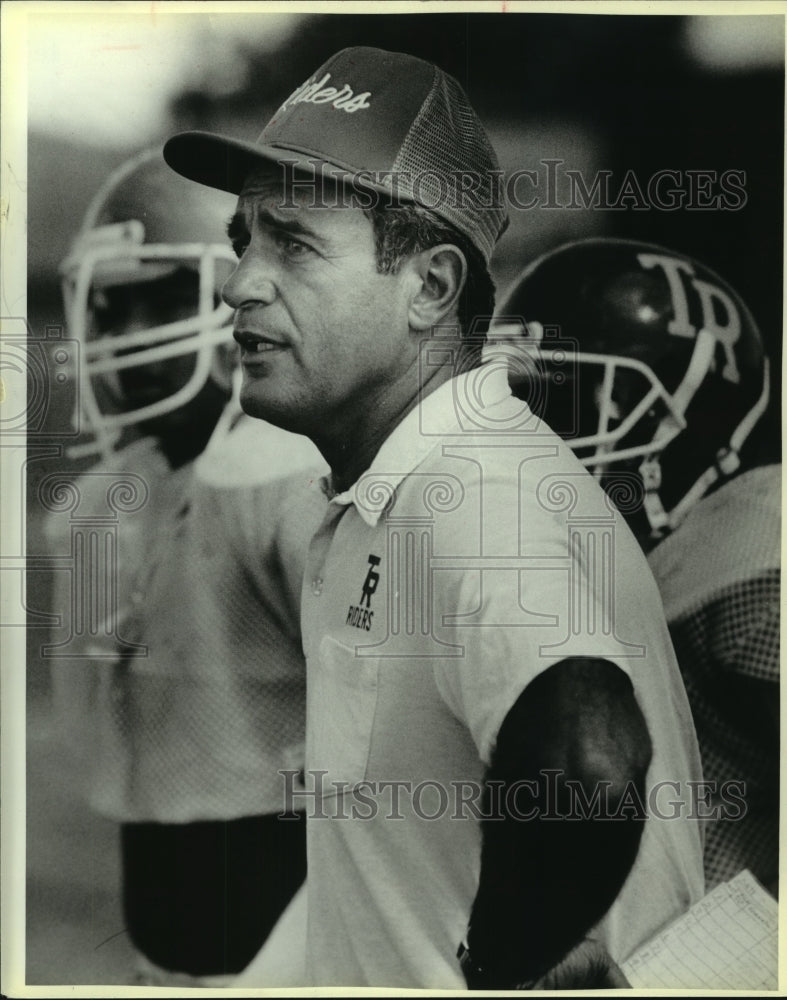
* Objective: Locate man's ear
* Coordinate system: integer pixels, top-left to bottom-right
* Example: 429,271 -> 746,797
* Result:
408,244 -> 467,332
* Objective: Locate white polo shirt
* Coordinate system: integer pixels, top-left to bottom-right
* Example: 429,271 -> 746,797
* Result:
300,365 -> 704,988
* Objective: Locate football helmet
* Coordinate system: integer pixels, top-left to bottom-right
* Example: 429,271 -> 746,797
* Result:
60,147 -> 238,460
495,238 -> 770,544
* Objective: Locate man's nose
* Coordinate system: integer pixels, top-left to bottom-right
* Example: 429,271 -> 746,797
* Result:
221,250 -> 276,310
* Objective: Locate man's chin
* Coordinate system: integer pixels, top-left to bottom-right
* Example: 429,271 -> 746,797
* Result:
239,385 -> 314,437
239,384 -> 270,420
240,385 -> 287,425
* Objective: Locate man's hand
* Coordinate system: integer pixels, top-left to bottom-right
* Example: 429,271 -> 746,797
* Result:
459,936 -> 631,991
529,938 -> 631,990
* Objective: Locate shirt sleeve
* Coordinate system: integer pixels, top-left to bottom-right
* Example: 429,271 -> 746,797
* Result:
430,471 -> 642,768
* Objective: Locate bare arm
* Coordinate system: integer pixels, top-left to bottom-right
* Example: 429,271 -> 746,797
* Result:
462,656 -> 652,988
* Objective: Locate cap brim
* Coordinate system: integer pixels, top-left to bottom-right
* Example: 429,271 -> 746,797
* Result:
163,130 -> 389,199
163,130 -> 502,264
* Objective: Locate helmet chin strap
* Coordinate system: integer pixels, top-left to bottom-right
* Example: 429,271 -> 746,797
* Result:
645,354 -> 771,540
640,328 -> 716,541
207,367 -> 246,443
639,456 -> 671,539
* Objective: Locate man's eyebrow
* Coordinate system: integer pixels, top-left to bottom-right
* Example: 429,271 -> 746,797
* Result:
227,206 -> 329,246
255,205 -> 326,242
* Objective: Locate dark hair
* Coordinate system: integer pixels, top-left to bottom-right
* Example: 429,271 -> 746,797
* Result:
363,201 -> 496,363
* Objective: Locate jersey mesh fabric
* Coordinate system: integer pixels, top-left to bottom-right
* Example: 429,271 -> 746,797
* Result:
96,469 -> 318,821
647,465 -> 780,890
44,436 -> 173,779
668,571 -> 779,889
46,420 -> 326,823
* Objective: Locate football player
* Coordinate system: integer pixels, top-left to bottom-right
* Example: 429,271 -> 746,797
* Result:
46,148 -> 324,984
497,238 -> 779,894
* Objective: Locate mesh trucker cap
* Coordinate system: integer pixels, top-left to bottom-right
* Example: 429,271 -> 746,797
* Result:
164,46 -> 508,264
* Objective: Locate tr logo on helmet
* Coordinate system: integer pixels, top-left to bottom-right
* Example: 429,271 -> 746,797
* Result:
639,252 -> 741,385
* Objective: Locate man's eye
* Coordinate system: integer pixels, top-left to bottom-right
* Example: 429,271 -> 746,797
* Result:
277,234 -> 311,258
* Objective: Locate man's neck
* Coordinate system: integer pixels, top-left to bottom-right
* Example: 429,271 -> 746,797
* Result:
318,362 -> 454,495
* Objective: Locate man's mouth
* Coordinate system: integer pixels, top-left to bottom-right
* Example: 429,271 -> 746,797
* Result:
233,330 -> 286,355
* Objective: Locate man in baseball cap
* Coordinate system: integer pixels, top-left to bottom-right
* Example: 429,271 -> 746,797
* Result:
165,47 -> 703,989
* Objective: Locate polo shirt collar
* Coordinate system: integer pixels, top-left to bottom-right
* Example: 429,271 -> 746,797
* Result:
319,364 -> 513,527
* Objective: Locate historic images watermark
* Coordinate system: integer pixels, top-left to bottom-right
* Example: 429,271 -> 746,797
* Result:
279,768 -> 747,823
0,320 -> 80,442
503,160 -> 746,212
2,319 -> 152,657
275,158 -> 747,213
35,467 -> 152,660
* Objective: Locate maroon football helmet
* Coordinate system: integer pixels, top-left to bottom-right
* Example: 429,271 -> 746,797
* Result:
495,238 -> 770,544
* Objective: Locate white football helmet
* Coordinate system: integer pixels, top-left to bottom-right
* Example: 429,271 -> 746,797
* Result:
60,147 -> 238,460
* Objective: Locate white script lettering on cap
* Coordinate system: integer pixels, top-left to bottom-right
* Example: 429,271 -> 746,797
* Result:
280,73 -> 371,114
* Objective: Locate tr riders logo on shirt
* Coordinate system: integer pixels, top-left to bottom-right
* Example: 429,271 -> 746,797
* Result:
346,554 -> 381,631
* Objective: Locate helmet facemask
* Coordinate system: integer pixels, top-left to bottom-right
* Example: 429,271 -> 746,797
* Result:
60,148 -> 239,462
61,220 -> 237,460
